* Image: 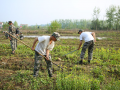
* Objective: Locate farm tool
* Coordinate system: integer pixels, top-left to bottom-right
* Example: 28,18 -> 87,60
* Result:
62,49 -> 78,56
5,31 -> 64,71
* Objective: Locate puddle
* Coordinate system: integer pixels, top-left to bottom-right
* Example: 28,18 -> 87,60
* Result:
24,35 -> 106,40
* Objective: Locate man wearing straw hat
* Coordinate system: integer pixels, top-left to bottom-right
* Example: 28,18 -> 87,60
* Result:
31,32 -> 60,77
78,30 -> 96,64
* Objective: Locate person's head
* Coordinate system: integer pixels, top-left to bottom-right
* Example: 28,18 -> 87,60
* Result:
51,32 -> 60,41
8,21 -> 12,25
78,29 -> 84,34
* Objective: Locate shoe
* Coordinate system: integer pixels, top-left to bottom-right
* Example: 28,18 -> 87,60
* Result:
33,75 -> 37,77
11,51 -> 15,54
11,52 -> 15,54
79,60 -> 83,64
88,60 -> 90,64
49,75 -> 53,77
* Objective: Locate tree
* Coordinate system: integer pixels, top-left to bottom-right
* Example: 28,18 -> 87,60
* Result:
106,5 -> 116,30
48,20 -> 61,33
92,7 -> 100,30
115,6 -> 120,30
14,21 -> 18,27
2,22 -> 9,30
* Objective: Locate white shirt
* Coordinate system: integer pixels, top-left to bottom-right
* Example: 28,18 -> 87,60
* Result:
35,36 -> 54,55
80,32 -> 94,42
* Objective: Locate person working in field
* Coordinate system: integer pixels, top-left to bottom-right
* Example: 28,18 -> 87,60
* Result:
19,32 -> 24,40
8,21 -> 19,54
77,30 -> 96,64
3,31 -> 8,39
31,32 -> 60,77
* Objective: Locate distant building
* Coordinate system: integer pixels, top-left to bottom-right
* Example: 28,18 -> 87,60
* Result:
20,24 -> 28,28
0,22 -> 3,28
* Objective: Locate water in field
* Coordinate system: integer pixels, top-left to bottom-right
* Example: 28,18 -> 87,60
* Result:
24,35 -> 106,40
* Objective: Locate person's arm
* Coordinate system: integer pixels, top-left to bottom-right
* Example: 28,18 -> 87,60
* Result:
16,29 -> 19,36
78,40 -> 82,50
31,37 -> 45,51
8,26 -> 11,40
91,32 -> 96,42
46,49 -> 50,60
31,37 -> 38,51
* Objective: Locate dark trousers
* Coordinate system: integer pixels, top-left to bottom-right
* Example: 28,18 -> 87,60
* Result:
80,40 -> 94,60
33,51 -> 52,77
10,38 -> 17,51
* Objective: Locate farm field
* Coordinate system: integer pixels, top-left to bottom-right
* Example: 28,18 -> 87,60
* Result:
0,30 -> 120,90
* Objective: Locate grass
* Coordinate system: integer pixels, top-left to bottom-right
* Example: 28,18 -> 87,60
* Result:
0,30 -> 120,90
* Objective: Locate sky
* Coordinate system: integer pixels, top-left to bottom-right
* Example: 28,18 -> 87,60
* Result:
0,0 -> 120,26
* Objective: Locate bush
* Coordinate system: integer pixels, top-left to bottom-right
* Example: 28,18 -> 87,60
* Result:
55,73 -> 101,90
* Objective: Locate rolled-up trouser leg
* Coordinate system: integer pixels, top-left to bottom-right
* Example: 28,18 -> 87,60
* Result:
33,51 -> 42,76
44,55 -> 52,77
10,39 -> 15,51
88,41 -> 94,60
80,41 -> 93,60
10,38 -> 17,52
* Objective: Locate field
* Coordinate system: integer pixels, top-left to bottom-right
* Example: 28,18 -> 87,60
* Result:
0,30 -> 120,90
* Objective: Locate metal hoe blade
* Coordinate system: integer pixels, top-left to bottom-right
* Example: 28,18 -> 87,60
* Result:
63,49 -> 78,56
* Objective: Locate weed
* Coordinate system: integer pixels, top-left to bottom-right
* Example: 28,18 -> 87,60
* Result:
0,32 -> 120,90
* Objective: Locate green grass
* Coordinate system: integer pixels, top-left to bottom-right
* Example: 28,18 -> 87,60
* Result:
0,43 -> 120,90
0,31 -> 120,90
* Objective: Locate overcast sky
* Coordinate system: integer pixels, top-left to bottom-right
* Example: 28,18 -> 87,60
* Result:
0,0 -> 120,26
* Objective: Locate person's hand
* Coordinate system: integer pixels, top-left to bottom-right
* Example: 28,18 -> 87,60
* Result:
94,39 -> 96,42
46,56 -> 49,60
8,37 -> 11,40
77,47 -> 80,50
31,47 -> 35,51
16,34 -> 19,36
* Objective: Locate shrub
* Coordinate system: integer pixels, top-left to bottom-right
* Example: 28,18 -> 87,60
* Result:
91,66 -> 102,78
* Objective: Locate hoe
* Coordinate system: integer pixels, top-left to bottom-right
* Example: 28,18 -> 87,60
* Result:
5,31 -> 64,71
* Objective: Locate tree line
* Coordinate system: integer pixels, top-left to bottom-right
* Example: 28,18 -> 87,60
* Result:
92,5 -> 120,30
2,5 -> 120,32
48,5 -> 120,32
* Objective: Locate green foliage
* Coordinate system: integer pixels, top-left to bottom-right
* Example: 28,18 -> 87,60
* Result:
48,20 -> 61,33
58,19 -> 91,29
98,74 -> 105,82
91,66 -> 102,78
3,70 -> 53,90
91,79 -> 100,90
22,25 -> 28,29
104,79 -> 120,90
91,7 -> 100,30
0,35 -> 120,90
115,6 -> 120,30
2,22 -> 9,30
14,21 -> 18,27
55,73 -> 100,90
106,5 -> 116,30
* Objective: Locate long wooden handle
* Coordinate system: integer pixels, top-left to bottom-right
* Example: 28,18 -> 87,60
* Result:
6,31 -> 64,70
7,31 -> 31,48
